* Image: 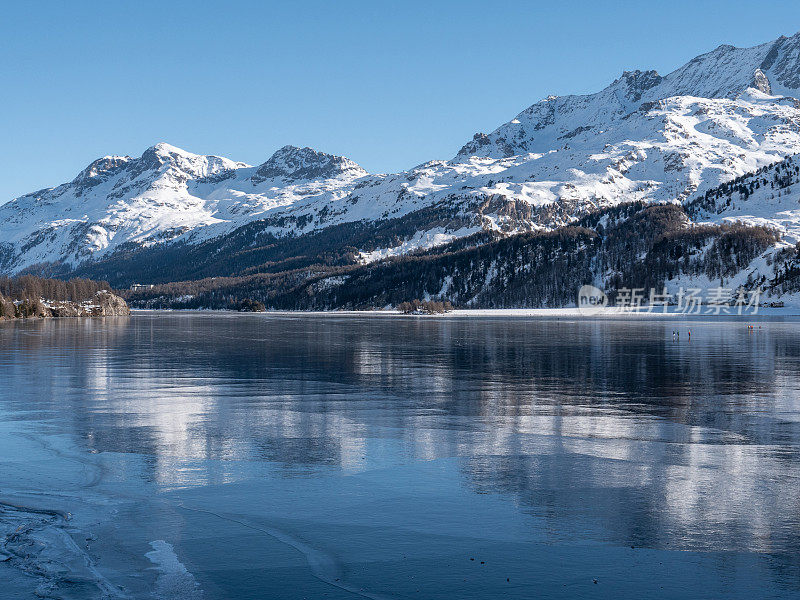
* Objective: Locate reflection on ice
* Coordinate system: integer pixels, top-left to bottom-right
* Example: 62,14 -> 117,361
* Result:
1,314 -> 800,598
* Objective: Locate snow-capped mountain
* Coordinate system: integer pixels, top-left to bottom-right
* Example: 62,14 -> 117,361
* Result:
5,32 -> 800,283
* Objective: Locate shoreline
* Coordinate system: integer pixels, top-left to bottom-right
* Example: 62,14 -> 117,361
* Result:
0,291 -> 130,321
129,306 -> 800,319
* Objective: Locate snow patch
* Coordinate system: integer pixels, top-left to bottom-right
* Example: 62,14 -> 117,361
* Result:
358,226 -> 481,264
146,540 -> 203,600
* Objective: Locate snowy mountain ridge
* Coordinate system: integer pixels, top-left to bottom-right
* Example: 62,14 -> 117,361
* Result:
5,32 -> 800,283
457,31 -> 800,161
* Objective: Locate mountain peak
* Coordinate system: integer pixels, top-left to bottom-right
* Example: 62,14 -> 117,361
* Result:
150,141 -> 188,155
139,142 -> 198,166
251,145 -> 366,183
659,32 -> 800,100
72,155 -> 132,186
136,142 -> 191,172
131,143 -> 247,181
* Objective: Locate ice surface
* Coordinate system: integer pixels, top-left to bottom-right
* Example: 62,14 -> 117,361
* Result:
2,314 -> 800,598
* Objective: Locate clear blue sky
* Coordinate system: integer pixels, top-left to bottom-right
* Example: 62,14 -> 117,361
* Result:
4,0 -> 800,202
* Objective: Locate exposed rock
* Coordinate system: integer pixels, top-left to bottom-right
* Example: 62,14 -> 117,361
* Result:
92,291 -> 131,316
752,68 -> 772,95
5,292 -> 131,319
48,302 -> 82,317
251,145 -> 367,184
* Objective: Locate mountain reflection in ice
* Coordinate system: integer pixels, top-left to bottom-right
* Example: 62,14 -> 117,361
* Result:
2,313 -> 799,596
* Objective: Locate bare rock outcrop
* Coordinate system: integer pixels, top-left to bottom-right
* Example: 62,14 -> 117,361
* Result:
92,291 -> 131,316
4,291 -> 131,319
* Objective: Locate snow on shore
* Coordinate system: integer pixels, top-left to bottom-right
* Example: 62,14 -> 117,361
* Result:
131,307 -> 800,318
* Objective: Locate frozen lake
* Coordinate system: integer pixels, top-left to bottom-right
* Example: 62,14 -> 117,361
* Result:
1,312 -> 799,599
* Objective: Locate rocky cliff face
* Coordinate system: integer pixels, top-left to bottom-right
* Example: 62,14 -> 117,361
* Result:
47,291 -> 131,317
2,291 -> 131,319
92,291 -> 131,316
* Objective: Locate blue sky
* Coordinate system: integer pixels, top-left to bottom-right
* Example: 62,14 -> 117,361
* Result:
4,1 -> 800,202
